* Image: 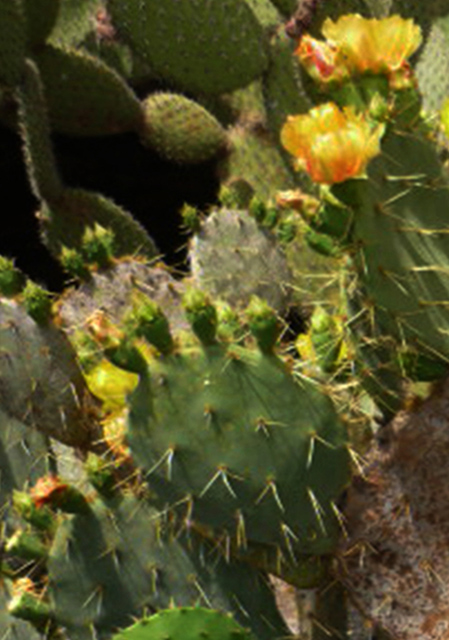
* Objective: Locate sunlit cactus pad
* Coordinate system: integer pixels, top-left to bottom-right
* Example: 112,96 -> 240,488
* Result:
112,607 -> 255,640
124,299 -> 350,557
333,129 -> 449,367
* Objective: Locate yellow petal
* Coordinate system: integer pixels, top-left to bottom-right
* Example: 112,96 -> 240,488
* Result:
281,103 -> 384,185
295,35 -> 349,83
323,14 -> 422,74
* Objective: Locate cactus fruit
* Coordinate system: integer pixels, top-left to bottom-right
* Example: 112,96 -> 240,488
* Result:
112,607 -> 255,640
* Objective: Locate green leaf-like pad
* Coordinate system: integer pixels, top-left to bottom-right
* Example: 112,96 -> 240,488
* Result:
107,0 -> 268,94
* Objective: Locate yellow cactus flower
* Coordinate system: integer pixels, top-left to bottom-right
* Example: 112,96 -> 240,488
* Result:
281,102 -> 384,184
295,34 -> 350,84
322,14 -> 422,75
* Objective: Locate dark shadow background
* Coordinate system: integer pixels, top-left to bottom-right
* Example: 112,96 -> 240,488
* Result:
0,122 -> 220,291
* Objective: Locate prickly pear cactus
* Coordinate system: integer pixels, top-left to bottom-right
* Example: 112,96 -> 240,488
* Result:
47,492 -> 288,640
0,296 -> 101,449
2,473 -> 289,640
106,0 -> 269,95
332,129 -> 449,368
93,292 -> 351,560
5,1 -> 449,638
189,208 -> 294,312
112,607 -> 255,640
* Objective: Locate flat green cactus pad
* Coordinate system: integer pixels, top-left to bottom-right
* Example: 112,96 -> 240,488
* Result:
189,209 -> 293,311
0,298 -> 101,449
334,129 -> 449,366
112,607 -> 254,640
47,494 -> 289,639
0,0 -> 26,87
127,336 -> 350,556
106,0 -> 268,95
39,187 -> 158,260
141,92 -> 227,164
34,44 -> 142,136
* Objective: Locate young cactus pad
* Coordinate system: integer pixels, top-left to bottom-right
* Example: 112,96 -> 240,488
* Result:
112,607 -> 255,640
124,299 -> 350,557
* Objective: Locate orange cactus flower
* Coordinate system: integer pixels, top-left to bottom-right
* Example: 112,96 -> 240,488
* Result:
281,102 -> 384,184
295,34 -> 350,84
322,14 -> 422,75
31,475 -> 68,509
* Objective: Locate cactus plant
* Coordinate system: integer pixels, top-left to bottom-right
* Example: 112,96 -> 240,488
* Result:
188,208 -> 294,312
4,2 -> 449,639
112,607 -> 255,640
95,293 -> 351,561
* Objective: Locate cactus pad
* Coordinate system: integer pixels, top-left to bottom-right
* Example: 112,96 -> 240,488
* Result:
106,0 -> 269,95
113,607 -> 254,640
140,93 -> 227,164
189,209 -> 293,311
333,129 -> 449,369
34,44 -> 142,136
125,302 -> 350,557
47,494 -> 289,639
0,0 -> 26,87
0,297 -> 101,449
